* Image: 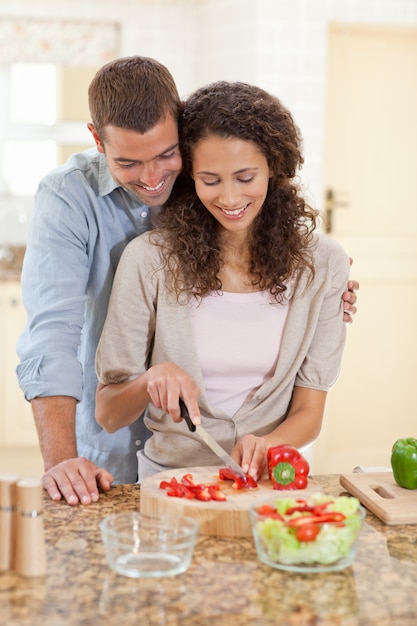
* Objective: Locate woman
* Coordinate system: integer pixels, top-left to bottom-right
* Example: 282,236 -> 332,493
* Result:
95,81 -> 350,482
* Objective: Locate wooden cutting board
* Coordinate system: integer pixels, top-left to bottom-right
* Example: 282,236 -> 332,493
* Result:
140,466 -> 321,537
340,472 -> 417,525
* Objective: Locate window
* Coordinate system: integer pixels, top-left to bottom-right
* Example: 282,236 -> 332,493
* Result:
1,63 -> 93,198
0,18 -> 119,244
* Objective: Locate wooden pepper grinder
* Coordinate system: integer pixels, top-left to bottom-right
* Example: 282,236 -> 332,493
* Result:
14,478 -> 46,577
0,474 -> 19,571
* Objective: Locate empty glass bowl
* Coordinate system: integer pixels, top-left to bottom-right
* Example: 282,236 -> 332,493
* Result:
100,511 -> 199,578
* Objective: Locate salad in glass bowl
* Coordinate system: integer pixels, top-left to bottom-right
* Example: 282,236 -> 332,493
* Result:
250,493 -> 365,573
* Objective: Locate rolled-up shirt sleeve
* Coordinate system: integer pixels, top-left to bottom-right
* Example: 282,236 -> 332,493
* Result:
16,174 -> 91,402
17,352 -> 84,401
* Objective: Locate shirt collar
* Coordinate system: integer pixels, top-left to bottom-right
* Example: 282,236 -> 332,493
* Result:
97,152 -> 121,197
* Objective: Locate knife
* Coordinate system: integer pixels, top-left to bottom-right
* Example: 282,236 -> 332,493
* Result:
179,399 -> 246,477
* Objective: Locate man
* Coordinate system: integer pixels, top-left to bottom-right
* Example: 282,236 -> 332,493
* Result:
17,56 -> 358,506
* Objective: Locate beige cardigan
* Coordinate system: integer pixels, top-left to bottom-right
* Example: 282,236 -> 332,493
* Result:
96,231 -> 350,472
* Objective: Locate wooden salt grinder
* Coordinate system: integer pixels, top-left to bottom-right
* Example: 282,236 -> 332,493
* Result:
0,474 -> 19,571
14,478 -> 46,577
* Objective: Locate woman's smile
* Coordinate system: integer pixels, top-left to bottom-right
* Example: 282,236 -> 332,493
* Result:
192,135 -> 271,236
217,203 -> 250,218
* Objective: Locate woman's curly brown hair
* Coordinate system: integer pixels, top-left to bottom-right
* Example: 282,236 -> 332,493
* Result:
154,81 -> 319,301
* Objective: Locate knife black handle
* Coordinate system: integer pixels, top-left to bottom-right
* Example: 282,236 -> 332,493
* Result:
179,398 -> 196,432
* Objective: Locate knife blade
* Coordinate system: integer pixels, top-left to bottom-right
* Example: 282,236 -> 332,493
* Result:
179,399 -> 245,477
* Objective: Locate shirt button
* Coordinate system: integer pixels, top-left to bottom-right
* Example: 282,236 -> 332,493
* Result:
135,440 -> 142,446
140,211 -> 148,219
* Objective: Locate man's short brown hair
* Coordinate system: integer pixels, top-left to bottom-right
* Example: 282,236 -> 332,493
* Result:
88,56 -> 181,139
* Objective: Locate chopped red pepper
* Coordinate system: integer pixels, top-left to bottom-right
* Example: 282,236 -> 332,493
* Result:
286,501 -> 333,515
244,475 -> 258,489
218,467 -> 258,489
181,473 -> 197,488
267,445 -> 310,490
159,473 -> 228,501
254,498 -> 348,542
286,504 -> 315,515
195,486 -> 212,501
208,485 -> 227,501
160,479 -> 174,490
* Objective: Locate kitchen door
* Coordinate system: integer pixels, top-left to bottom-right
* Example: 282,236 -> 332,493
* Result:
312,24 -> 417,473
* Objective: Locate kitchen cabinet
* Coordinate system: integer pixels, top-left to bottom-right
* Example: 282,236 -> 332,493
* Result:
0,280 -> 38,446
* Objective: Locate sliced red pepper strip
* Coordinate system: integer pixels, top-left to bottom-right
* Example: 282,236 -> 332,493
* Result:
160,477 -> 181,491
161,478 -> 195,499
176,484 -> 196,499
284,499 -> 332,515
219,467 -> 247,489
312,501 -> 332,515
160,480 -> 174,490
181,473 -> 197,488
195,487 -> 212,501
256,505 -> 284,520
287,512 -> 346,527
286,504 -> 315,515
244,475 -> 258,489
218,467 -> 258,489
208,485 -> 227,501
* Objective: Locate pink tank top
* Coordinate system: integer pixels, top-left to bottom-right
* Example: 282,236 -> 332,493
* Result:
189,291 -> 289,417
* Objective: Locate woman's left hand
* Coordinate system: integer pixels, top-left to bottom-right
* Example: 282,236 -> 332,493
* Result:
343,279 -> 359,323
232,434 -> 269,481
343,258 -> 359,324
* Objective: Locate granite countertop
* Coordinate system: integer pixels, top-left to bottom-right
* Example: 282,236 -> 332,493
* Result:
1,475 -> 417,626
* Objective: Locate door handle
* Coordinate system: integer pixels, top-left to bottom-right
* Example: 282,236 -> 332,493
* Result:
325,189 -> 350,233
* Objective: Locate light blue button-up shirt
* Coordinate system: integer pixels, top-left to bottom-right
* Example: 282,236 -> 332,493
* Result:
16,148 -> 152,483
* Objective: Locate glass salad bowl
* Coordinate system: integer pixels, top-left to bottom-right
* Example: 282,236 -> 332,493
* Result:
250,493 -> 365,573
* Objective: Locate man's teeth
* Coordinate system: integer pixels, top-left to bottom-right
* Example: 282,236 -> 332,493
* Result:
222,205 -> 247,216
141,180 -> 164,191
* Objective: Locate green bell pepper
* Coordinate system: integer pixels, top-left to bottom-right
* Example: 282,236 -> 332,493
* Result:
391,438 -> 417,489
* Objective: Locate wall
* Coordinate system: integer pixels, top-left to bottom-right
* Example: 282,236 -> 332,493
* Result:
1,0 -> 416,225
1,0 -> 417,475
190,0 -> 417,208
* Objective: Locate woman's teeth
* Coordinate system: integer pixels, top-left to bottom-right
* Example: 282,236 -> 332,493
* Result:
222,205 -> 248,216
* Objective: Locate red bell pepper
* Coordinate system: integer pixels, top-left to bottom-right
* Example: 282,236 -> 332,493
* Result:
267,445 -> 310,490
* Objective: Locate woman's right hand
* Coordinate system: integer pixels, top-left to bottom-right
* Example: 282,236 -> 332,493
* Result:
96,362 -> 201,432
146,362 -> 201,425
